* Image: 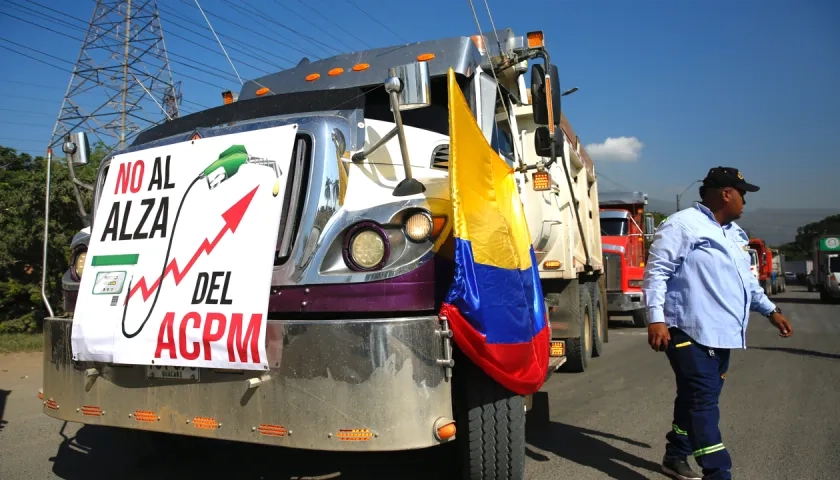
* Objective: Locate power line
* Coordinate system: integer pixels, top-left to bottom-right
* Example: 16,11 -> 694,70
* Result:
342,0 -> 408,43
291,0 -> 373,50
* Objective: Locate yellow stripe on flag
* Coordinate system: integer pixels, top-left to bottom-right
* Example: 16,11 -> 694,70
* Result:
446,67 -> 533,271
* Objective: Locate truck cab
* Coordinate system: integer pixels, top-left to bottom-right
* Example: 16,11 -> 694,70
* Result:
747,247 -> 759,282
748,238 -> 774,296
813,235 -> 840,302
598,191 -> 652,327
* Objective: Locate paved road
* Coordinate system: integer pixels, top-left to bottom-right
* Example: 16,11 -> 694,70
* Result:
1,285 -> 838,479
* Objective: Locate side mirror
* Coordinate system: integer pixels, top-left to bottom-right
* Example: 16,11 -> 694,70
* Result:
534,126 -> 564,157
643,213 -> 655,239
530,63 -> 561,127
62,132 -> 90,166
387,61 -> 431,111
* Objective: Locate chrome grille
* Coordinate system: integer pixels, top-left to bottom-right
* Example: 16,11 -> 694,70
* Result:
604,252 -> 622,291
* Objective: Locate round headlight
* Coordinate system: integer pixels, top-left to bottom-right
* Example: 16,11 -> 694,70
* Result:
73,249 -> 87,279
404,212 -> 432,242
349,229 -> 386,269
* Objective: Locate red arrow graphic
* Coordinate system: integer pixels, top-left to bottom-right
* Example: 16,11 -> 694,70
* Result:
125,185 -> 259,303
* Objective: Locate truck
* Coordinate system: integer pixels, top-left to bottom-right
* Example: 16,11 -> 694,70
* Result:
812,235 -> 840,302
598,191 -> 654,327
747,247 -> 759,283
748,238 -> 775,295
770,248 -> 787,294
39,29 -> 606,479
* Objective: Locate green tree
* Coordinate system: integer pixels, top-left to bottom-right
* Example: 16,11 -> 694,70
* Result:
0,144 -> 106,332
778,214 -> 840,260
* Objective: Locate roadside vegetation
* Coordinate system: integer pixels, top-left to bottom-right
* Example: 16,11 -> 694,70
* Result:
0,144 -> 105,351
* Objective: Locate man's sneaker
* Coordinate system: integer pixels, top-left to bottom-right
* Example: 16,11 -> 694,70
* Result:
661,456 -> 702,480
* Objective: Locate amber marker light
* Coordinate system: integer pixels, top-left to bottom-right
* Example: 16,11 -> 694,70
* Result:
527,31 -> 545,49
532,171 -> 551,191
306,73 -> 320,82
328,67 -> 344,76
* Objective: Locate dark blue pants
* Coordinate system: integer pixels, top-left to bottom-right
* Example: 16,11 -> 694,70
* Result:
664,327 -> 732,480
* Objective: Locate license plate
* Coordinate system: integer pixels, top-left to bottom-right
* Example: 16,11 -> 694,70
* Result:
146,365 -> 200,380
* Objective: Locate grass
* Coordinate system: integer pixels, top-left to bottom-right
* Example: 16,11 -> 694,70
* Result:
0,333 -> 43,354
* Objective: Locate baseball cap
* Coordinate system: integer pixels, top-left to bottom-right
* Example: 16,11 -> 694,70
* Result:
702,166 -> 759,192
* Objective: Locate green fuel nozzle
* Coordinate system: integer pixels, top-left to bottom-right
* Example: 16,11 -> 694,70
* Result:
201,144 -> 283,196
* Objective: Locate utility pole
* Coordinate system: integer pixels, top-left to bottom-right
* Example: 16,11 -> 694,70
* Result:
48,0 -> 179,154
676,180 -> 702,212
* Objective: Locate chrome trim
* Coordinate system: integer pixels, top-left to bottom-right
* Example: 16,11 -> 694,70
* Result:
604,251 -> 622,291
600,210 -> 630,220
42,315 -> 453,451
602,244 -> 626,254
606,292 -> 644,312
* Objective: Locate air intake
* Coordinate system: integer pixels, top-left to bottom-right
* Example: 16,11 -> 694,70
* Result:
431,144 -> 449,170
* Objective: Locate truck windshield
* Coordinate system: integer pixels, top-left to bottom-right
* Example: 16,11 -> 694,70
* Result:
600,218 -> 628,236
749,250 -> 758,266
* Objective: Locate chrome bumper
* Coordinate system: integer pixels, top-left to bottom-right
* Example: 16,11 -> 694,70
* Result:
606,292 -> 644,312
41,315 -> 453,451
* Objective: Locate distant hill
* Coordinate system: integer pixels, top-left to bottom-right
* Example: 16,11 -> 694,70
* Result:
639,195 -> 838,245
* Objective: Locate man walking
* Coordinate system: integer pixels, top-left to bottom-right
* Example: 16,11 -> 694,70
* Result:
642,166 -> 793,480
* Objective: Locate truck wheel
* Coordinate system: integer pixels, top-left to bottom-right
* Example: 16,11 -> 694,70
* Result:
764,279 -> 771,296
453,348 -> 526,480
563,285 -> 592,373
590,282 -> 605,358
631,309 -> 647,328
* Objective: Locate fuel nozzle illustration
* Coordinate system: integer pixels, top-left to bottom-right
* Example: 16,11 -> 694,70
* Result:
200,144 -> 283,196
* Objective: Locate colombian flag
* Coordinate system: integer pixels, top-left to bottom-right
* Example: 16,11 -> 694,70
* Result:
439,68 -> 550,396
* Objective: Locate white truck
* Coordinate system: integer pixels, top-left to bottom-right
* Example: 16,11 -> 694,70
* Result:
41,29 -> 605,479
812,235 -> 840,302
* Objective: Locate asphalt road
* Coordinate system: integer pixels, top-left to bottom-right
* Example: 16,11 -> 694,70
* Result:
1,285 -> 838,479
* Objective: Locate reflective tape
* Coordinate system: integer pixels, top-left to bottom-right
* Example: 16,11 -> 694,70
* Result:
693,443 -> 726,457
672,424 -> 688,435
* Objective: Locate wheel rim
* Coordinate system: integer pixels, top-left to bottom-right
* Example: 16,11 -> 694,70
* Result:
585,310 -> 592,351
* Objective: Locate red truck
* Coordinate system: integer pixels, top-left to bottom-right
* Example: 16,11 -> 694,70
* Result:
748,237 -> 776,295
599,192 -> 655,327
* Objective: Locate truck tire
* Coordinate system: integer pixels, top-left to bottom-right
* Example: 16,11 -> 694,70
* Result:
562,285 -> 592,373
453,348 -> 526,480
763,279 -> 771,296
632,309 -> 647,328
589,282 -> 605,358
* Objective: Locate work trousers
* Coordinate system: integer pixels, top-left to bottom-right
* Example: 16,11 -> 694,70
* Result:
664,327 -> 732,480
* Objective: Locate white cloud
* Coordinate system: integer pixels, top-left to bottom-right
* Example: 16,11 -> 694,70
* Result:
585,136 -> 644,162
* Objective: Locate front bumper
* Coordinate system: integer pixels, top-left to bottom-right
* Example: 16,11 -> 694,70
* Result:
41,315 -> 454,452
606,291 -> 644,312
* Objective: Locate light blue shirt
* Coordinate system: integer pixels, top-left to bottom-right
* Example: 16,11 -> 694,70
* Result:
642,202 -> 776,349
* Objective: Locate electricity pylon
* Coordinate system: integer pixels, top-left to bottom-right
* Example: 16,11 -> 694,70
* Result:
49,0 -> 180,153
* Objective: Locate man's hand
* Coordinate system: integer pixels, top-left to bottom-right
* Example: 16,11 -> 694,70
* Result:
768,312 -> 793,338
648,323 -> 670,351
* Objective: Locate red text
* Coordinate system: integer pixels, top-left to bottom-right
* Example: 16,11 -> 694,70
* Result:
115,160 -> 145,195
154,311 -> 263,363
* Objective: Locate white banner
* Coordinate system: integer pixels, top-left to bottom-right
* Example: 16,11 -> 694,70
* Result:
71,124 -> 299,370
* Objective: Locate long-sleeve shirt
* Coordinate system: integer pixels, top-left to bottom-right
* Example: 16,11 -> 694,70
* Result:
642,202 -> 776,349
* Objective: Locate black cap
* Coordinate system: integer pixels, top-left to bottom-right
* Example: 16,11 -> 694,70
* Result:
702,166 -> 759,192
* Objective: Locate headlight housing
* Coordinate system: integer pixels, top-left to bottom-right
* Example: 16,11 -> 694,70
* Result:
70,246 -> 87,281
404,211 -> 433,242
343,222 -> 389,271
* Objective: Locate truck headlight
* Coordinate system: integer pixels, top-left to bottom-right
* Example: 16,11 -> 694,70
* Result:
344,222 -> 389,271
71,247 -> 87,280
628,279 -> 643,288
404,211 -> 433,242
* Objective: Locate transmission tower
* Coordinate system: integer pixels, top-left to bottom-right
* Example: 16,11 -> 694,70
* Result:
49,0 -> 180,153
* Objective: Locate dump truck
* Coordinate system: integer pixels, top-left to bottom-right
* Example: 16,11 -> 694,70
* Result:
598,191 -> 655,327
40,29 -> 605,480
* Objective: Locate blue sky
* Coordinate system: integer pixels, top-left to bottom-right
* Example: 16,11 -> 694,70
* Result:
1,0 -> 838,210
